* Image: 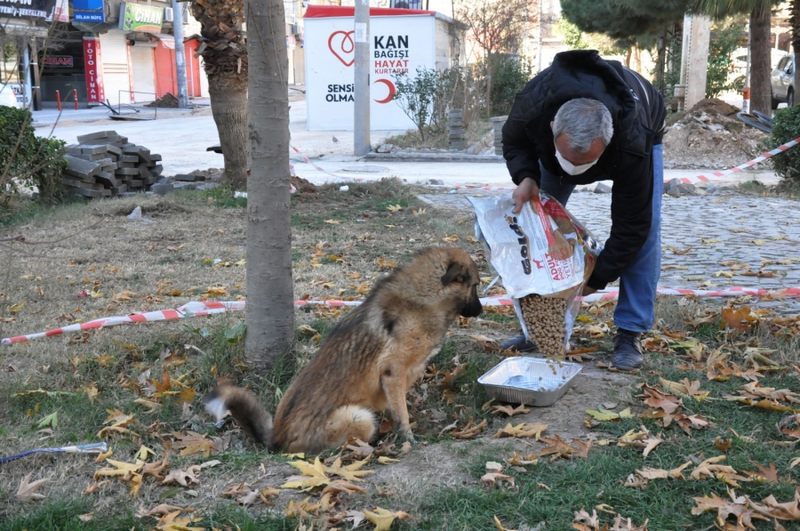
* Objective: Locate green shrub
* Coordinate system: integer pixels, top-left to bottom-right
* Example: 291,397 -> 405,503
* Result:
0,105 -> 66,207
706,20 -> 746,98
487,54 -> 531,116
769,105 -> 800,184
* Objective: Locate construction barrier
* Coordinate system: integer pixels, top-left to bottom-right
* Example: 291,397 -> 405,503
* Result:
3,287 -> 799,347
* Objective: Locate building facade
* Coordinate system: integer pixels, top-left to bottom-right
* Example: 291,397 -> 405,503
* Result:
1,0 -> 211,108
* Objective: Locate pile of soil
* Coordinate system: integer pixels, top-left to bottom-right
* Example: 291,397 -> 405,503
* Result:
146,92 -> 180,108
663,98 -> 768,169
291,174 -> 317,194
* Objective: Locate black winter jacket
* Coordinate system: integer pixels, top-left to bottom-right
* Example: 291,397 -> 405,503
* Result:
502,50 -> 666,290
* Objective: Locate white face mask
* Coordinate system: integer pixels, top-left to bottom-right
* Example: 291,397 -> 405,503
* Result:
555,148 -> 599,176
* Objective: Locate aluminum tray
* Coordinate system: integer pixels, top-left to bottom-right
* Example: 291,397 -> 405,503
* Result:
478,356 -> 582,407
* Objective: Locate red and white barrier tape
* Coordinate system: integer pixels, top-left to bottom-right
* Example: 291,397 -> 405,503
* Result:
3,286 -> 799,346
682,135 -> 800,184
291,144 -> 355,181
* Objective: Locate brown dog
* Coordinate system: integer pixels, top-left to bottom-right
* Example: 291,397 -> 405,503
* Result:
205,247 -> 482,453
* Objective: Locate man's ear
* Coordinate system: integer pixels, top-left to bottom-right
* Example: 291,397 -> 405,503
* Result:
441,261 -> 467,285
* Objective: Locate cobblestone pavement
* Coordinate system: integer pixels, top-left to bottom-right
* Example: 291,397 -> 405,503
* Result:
420,190 -> 800,313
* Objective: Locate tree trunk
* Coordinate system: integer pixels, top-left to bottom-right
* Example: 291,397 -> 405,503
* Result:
209,79 -> 249,189
749,4 -> 771,114
654,33 -> 667,94
244,0 -> 294,369
633,46 -> 642,72
792,0 -> 800,106
190,0 -> 249,188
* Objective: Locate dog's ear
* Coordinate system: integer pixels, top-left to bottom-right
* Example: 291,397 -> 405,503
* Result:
441,261 -> 467,285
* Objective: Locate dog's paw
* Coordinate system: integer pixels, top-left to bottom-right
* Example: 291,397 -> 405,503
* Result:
399,429 -> 416,445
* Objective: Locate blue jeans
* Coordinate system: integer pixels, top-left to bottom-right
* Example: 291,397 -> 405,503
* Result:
540,144 -> 663,333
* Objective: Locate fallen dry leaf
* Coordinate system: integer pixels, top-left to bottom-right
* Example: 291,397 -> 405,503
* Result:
585,407 -> 634,421
16,473 -> 47,502
714,437 -> 733,453
504,451 -> 538,466
538,435 -> 586,460
658,377 -> 709,401
491,404 -> 531,417
96,409 -> 137,439
143,503 -> 185,517
690,455 -> 749,487
748,463 -> 779,484
363,507 -> 410,531
481,471 -> 516,489
494,422 -> 547,440
691,489 -> 768,529
284,497 -> 322,518
171,431 -> 216,457
161,465 -> 200,487
450,419 -> 488,439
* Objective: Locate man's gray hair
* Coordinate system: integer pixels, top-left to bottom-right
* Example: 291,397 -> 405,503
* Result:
552,98 -> 613,152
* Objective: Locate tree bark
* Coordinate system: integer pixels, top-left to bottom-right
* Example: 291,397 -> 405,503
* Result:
244,0 -> 294,369
654,33 -> 666,94
190,0 -> 249,188
749,4 -> 771,114
209,78 -> 249,189
792,0 -> 800,106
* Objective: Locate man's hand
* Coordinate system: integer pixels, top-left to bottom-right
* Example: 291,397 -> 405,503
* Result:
512,177 -> 540,213
581,285 -> 597,296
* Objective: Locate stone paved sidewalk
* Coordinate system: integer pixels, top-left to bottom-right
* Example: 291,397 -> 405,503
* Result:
420,190 -> 800,313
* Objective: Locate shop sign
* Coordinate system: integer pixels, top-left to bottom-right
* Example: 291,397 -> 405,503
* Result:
82,36 -> 106,104
44,55 -> 74,68
73,0 -> 105,23
119,2 -> 163,33
0,0 -> 57,20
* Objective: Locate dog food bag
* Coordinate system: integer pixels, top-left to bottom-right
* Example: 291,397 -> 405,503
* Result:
469,193 -> 601,357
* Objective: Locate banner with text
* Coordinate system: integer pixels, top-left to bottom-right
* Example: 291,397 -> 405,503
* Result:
82,36 -> 106,104
73,0 -> 105,23
304,8 -> 437,131
0,0 -> 56,20
119,2 -> 163,33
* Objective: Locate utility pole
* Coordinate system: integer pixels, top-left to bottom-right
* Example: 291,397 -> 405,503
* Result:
22,42 -> 33,109
172,0 -> 190,108
354,0 -> 370,156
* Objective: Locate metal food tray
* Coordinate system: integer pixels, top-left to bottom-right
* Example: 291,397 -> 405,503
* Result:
478,356 -> 582,407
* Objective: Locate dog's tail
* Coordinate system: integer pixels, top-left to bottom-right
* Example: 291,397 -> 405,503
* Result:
204,385 -> 273,446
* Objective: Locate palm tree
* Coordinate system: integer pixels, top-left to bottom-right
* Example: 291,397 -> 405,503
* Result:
190,0 -> 248,189
694,0 -> 779,114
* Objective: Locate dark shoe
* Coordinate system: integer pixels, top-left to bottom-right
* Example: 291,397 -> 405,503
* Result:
499,333 -> 538,353
612,329 -> 644,370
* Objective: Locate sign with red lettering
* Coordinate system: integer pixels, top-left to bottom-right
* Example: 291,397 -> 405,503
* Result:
304,6 -> 437,131
44,55 -> 74,68
82,36 -> 105,104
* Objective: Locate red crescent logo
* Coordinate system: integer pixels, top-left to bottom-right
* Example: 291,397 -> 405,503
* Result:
328,30 -> 355,67
373,78 -> 396,104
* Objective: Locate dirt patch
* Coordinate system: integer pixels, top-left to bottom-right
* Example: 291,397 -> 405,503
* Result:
663,98 -> 768,169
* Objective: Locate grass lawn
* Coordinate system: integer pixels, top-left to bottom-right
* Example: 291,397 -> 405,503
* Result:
0,180 -> 797,530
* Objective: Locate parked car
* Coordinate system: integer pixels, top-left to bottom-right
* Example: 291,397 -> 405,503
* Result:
771,54 -> 794,108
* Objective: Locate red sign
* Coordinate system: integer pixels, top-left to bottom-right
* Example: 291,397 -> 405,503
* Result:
44,55 -> 74,68
82,36 -> 105,104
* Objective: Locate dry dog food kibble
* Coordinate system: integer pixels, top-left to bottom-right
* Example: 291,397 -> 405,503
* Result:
519,294 -> 568,358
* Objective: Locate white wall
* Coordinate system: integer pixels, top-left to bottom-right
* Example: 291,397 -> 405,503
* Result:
99,30 -> 133,105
